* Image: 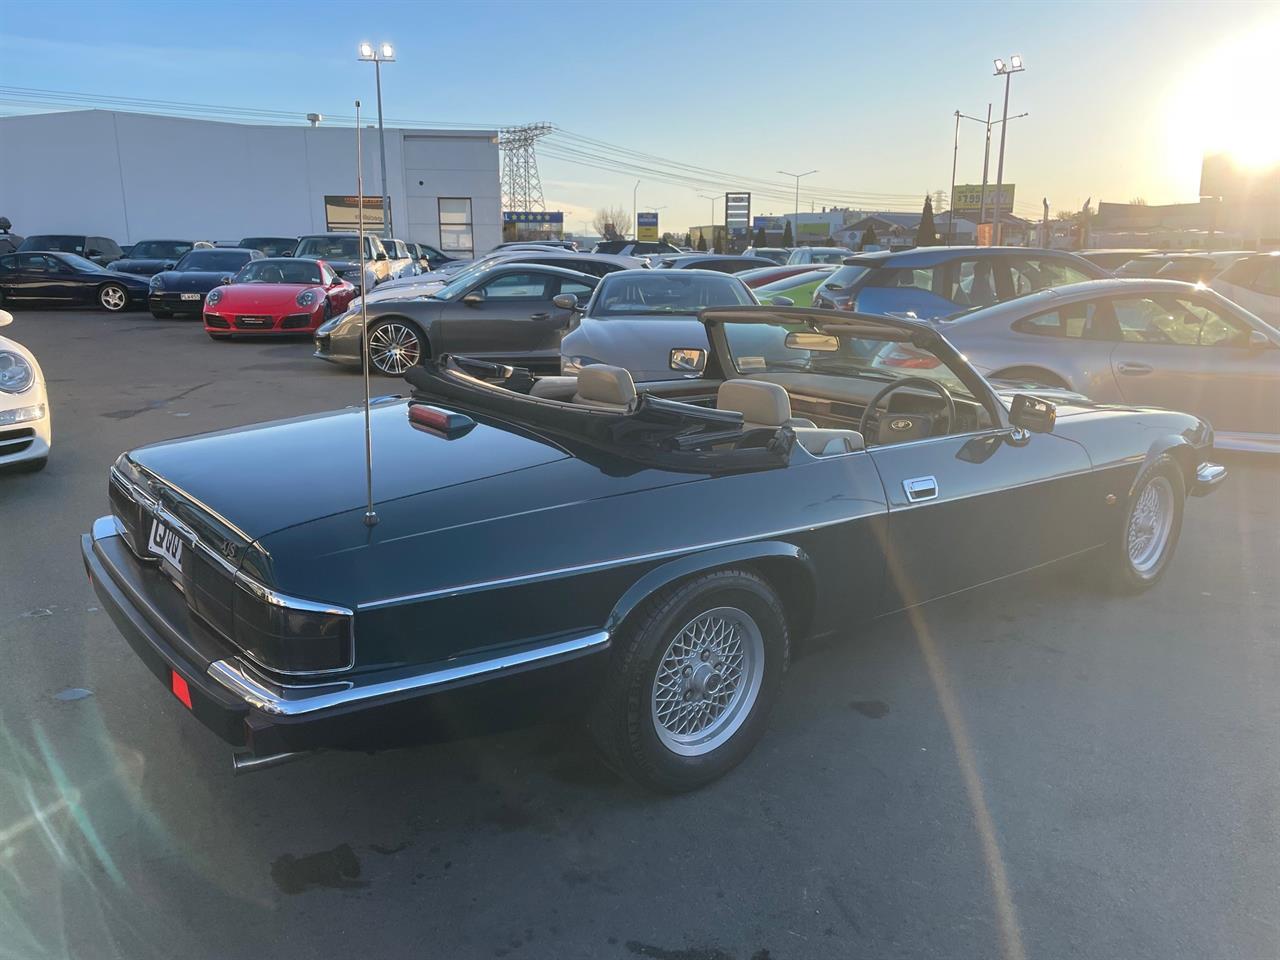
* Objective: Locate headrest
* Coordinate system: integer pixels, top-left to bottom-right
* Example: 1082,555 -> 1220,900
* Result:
717,379 -> 792,427
576,364 -> 637,407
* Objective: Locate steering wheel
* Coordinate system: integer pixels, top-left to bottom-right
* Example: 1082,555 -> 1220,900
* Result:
858,377 -> 957,444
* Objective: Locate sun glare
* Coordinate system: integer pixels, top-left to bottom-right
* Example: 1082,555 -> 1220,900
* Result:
1167,20 -> 1280,173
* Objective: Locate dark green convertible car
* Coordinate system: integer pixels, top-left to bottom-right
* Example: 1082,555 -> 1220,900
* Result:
82,306 -> 1225,791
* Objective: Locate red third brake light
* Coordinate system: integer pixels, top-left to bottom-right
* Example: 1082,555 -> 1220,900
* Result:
171,670 -> 193,710
407,403 -> 476,438
878,345 -> 941,369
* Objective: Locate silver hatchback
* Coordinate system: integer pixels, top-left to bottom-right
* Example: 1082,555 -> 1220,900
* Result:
931,278 -> 1280,452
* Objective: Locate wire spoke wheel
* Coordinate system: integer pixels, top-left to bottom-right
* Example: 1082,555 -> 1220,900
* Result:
1127,475 -> 1174,575
651,606 -> 765,758
368,322 -> 421,376
100,285 -> 127,311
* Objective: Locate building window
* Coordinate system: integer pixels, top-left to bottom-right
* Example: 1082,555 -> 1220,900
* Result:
439,198 -> 473,257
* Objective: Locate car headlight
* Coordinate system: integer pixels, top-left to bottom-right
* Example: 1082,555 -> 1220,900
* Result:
297,290 -> 317,307
0,351 -> 34,393
316,310 -> 350,336
149,275 -> 164,290
206,288 -> 223,306
0,402 -> 45,425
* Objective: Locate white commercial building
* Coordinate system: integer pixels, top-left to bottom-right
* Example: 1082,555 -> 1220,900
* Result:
0,110 -> 502,256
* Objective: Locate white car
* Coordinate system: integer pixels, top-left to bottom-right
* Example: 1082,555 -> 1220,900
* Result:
1212,252 -> 1280,325
0,309 -> 50,471
382,238 -> 419,280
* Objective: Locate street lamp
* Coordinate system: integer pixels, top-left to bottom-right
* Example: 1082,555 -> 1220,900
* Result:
777,169 -> 817,246
992,54 -> 1025,245
696,193 -> 721,250
951,107 -> 1028,244
632,180 -> 640,240
357,41 -> 396,239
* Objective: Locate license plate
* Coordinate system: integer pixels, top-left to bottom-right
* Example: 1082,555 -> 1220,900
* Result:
239,317 -> 270,328
180,293 -> 201,301
148,518 -> 184,571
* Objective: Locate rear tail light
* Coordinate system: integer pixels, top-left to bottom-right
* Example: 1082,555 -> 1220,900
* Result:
878,345 -> 941,369
232,575 -> 353,674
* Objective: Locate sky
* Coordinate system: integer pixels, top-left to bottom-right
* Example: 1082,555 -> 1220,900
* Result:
2,0 -> 1277,235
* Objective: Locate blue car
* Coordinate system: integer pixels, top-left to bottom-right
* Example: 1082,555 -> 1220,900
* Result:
811,246 -> 1107,319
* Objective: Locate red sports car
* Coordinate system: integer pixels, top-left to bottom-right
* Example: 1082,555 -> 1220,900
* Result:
202,258 -> 356,339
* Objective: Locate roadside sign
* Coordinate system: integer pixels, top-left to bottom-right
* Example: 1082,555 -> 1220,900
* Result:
951,184 -> 1015,217
637,212 -> 659,241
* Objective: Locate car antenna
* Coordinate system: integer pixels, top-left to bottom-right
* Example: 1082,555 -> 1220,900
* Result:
356,99 -> 378,528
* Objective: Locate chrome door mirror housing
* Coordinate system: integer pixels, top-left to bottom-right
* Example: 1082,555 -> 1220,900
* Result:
1009,393 -> 1057,434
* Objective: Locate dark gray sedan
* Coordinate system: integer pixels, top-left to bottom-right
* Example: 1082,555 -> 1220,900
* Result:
313,263 -> 598,376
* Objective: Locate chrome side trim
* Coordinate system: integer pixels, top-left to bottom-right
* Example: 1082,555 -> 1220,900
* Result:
232,571 -> 354,618
206,630 -> 611,717
358,515 -> 862,611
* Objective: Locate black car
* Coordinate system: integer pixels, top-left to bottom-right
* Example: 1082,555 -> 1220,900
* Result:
83,304 -> 1224,790
314,263 -> 599,375
238,236 -> 298,258
148,248 -> 264,318
408,241 -> 458,271
107,240 -> 196,277
17,233 -> 124,267
0,251 -> 150,311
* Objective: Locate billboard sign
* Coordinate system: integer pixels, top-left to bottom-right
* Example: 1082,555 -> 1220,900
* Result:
325,195 -> 385,232
637,211 -> 659,241
951,184 -> 1016,218
752,215 -> 786,232
503,211 -> 565,224
725,192 -> 751,237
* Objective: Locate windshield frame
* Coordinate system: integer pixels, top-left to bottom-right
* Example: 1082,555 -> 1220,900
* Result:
294,236 -> 362,261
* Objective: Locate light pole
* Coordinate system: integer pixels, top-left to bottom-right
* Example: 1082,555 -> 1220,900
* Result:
992,55 -> 1025,245
948,111 -> 961,245
777,169 -> 817,246
697,193 -> 720,249
954,107 -> 1027,244
357,41 -> 396,239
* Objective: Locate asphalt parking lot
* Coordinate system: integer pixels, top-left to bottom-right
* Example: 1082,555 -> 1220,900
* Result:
1,307 -> 1277,960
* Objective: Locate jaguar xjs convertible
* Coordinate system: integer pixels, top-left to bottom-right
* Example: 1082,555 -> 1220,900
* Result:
82,306 -> 1225,791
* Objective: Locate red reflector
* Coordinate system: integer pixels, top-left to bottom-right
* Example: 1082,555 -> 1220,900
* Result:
408,404 -> 452,430
171,670 -> 193,710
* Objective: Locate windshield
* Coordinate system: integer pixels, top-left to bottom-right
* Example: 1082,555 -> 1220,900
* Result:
235,259 -> 322,285
21,235 -> 86,254
756,270 -> 832,293
430,257 -> 509,299
722,321 -> 978,402
592,273 -> 754,316
821,264 -> 870,291
240,237 -> 297,257
175,250 -> 251,272
295,237 -> 360,260
128,241 -> 193,259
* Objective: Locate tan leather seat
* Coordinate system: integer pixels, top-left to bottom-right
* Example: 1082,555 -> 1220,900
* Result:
572,365 -> 637,410
529,376 -> 578,400
716,380 -> 816,431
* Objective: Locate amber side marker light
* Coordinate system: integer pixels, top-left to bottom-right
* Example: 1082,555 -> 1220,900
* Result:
170,670 -> 193,710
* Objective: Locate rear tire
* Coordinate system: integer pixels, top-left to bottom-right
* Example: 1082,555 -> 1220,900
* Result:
99,283 -> 128,312
587,569 -> 789,792
367,319 -> 426,377
1099,455 -> 1185,593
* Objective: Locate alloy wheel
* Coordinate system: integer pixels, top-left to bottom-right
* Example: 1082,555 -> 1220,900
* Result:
651,606 -> 765,757
368,321 -> 422,376
1127,475 -> 1174,575
100,285 -> 127,311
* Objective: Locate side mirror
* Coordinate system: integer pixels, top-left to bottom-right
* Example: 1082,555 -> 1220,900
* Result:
163,261 -> 177,270
1248,329 -> 1271,349
670,347 -> 706,372
552,293 -> 578,310
766,295 -> 795,307
463,291 -> 485,306
1009,393 -> 1057,434
0,309 -> 12,328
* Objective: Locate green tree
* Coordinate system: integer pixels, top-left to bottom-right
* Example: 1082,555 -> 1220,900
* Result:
915,196 -> 937,247
781,221 -> 794,247
860,223 -> 879,250
684,232 -> 693,248
753,225 -> 767,247
696,232 -> 708,251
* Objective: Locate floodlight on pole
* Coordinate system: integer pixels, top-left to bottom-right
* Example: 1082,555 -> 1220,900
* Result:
991,54 -> 1025,245
357,41 -> 396,239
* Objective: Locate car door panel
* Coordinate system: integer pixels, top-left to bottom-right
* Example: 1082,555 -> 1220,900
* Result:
440,271 -> 559,364
868,431 -> 1096,612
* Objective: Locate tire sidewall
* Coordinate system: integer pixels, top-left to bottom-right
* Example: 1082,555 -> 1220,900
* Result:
368,319 -> 425,377
620,572 -> 788,791
99,284 -> 127,312
1113,456 -> 1185,591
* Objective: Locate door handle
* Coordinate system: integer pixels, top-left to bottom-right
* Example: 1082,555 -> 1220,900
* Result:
530,312 -> 550,320
1117,362 -> 1153,376
902,475 -> 939,502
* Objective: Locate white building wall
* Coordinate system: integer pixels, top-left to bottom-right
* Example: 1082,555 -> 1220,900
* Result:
0,110 -> 501,252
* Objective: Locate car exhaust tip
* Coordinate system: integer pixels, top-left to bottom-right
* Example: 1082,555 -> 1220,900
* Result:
230,750 -> 310,775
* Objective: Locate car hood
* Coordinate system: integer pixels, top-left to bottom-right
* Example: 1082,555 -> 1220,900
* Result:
126,399 -> 570,543
213,283 -> 318,310
157,270 -> 237,291
107,258 -> 170,276
567,316 -> 709,382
